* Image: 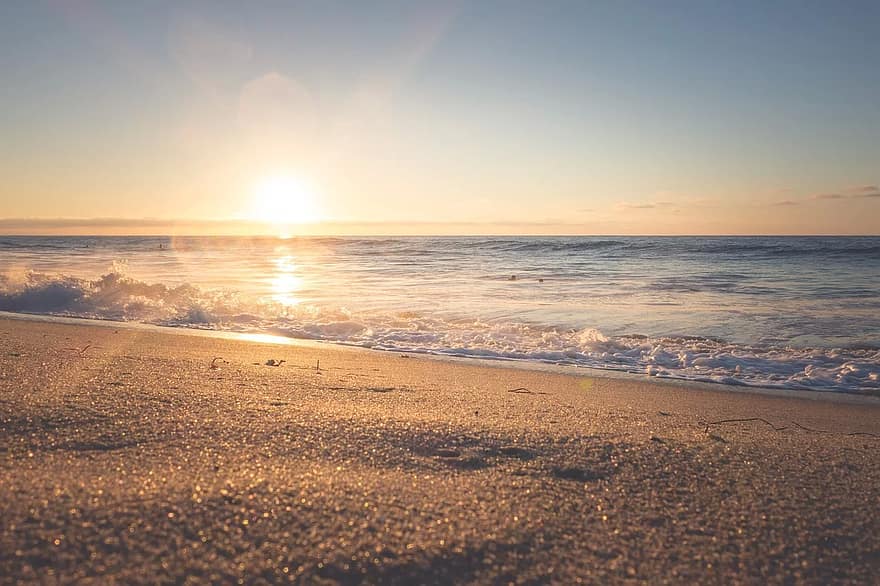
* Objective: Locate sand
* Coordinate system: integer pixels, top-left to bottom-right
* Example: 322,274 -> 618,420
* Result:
1,316 -> 878,584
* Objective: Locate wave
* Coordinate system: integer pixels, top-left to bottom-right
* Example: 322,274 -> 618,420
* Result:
0,271 -> 230,323
0,240 -> 84,250
1,269 -> 878,394
504,239 -> 627,253
670,240 -> 880,257
5,235 -> 879,261
432,238 -> 880,258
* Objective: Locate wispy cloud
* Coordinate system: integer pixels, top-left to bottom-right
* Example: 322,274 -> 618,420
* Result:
0,217 -> 607,236
687,198 -> 719,207
854,185 -> 880,195
771,200 -> 799,207
617,201 -> 676,210
813,184 -> 880,201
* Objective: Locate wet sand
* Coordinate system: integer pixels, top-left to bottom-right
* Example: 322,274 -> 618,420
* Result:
1,316 -> 878,584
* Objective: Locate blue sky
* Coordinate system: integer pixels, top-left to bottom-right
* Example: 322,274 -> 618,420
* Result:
1,0 -> 878,234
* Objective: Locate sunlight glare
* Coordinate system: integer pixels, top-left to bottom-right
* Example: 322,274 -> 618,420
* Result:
250,174 -> 322,228
270,254 -> 303,307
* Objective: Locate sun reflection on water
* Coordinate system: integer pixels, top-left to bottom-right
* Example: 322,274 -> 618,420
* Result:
270,254 -> 303,307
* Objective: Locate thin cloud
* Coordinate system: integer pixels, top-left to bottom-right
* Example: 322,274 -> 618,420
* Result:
617,201 -> 676,210
771,200 -> 799,206
688,198 -> 719,206
0,217 -> 604,236
811,183 -> 880,201
0,217 -> 177,228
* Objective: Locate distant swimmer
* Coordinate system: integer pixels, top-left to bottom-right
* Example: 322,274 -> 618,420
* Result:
509,275 -> 517,281
538,278 -> 544,283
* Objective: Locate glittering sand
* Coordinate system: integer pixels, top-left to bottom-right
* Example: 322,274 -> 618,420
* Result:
1,317 -> 878,584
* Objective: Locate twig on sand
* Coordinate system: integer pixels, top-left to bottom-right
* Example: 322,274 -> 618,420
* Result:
265,359 -> 285,367
703,418 -> 879,439
848,431 -> 880,438
316,359 -> 320,371
703,418 -> 788,434
210,357 -> 224,370
507,387 -> 550,395
79,344 -> 91,355
790,421 -> 829,434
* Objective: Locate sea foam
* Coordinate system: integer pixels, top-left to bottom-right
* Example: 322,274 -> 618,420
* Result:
2,268 -> 878,394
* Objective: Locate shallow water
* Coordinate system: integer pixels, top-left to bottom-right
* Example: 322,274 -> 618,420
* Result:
1,235 -> 879,393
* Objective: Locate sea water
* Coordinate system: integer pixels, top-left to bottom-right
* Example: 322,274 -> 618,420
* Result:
1,235 -> 878,393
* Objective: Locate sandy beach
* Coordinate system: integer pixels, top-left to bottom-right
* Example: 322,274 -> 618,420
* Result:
1,316 -> 878,584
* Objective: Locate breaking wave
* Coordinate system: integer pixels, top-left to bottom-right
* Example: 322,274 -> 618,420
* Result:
1,270 -> 878,394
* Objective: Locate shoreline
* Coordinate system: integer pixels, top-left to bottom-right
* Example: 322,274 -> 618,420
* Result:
1,316 -> 879,583
2,310 -> 877,405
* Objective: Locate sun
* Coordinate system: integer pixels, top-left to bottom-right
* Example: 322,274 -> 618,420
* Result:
249,174 -> 323,226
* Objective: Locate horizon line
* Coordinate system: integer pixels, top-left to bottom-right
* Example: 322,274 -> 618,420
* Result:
0,217 -> 878,237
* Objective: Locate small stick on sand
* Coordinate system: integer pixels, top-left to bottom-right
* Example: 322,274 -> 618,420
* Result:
790,421 -> 830,434
704,417 -> 788,434
209,357 -> 223,370
848,431 -> 880,438
704,417 -> 879,438
507,387 -> 550,395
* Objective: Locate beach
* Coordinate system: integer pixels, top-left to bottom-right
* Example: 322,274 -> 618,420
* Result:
1,315 -> 878,584
3,235 -> 879,395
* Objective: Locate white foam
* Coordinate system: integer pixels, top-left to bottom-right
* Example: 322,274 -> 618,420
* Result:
1,270 -> 878,394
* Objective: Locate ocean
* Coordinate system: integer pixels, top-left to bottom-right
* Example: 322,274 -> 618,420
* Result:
1,235 -> 878,393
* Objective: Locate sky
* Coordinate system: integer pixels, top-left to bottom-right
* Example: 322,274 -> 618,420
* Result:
1,0 -> 878,235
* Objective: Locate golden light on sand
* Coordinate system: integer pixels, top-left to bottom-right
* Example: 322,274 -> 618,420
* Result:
249,174 -> 323,229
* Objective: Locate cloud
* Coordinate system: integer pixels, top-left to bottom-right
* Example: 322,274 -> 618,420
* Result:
616,201 -> 676,210
0,217 -> 272,236
0,217 -> 604,236
771,200 -> 799,206
687,198 -> 719,206
813,184 -> 880,201
0,218 -> 175,229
